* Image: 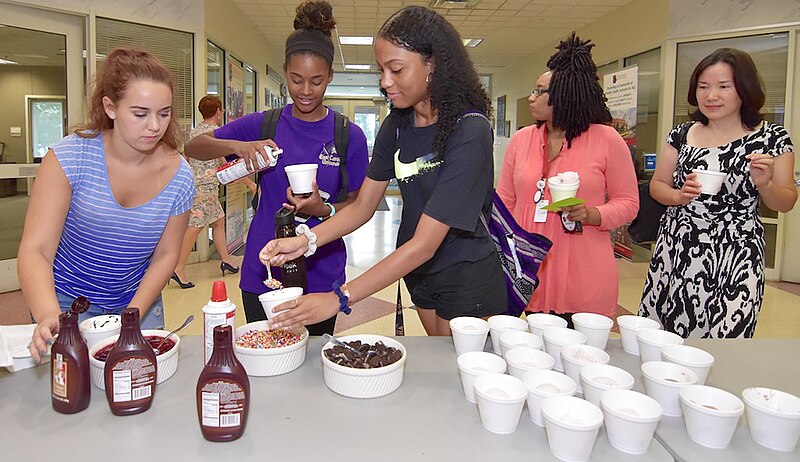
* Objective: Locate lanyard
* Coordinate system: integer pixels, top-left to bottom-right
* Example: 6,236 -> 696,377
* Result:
533,132 -> 562,204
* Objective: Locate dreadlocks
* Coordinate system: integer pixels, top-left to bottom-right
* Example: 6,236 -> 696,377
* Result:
546,32 -> 611,147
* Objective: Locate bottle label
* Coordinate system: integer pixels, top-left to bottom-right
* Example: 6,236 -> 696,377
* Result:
200,380 -> 246,428
110,357 -> 156,402
204,310 -> 235,364
215,149 -> 280,185
52,353 -> 68,399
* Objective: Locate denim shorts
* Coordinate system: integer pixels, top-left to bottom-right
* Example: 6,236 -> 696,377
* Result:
56,292 -> 165,329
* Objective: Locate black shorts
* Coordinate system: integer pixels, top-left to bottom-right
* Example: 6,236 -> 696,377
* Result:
404,252 -> 507,321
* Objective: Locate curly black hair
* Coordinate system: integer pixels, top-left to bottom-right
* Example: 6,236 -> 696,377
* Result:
293,0 -> 335,35
285,1 -> 336,67
546,32 -> 611,147
378,6 -> 492,157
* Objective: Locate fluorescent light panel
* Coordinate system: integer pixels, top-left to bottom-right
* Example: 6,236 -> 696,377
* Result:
462,38 -> 484,47
344,64 -> 371,70
339,36 -> 373,45
0,58 -> 19,64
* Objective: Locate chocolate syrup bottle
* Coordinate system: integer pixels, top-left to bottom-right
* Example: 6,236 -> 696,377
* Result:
275,207 -> 307,292
103,307 -> 157,416
51,311 -> 90,414
197,325 -> 250,442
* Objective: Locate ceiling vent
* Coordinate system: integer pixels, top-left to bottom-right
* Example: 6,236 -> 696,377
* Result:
429,0 -> 481,9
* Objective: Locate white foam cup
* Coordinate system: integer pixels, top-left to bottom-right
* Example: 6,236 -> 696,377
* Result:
560,344 -> 610,394
499,330 -> 543,357
691,168 -> 727,195
542,327 -> 587,372
526,312 -> 569,339
742,387 -> 800,452
571,312 -> 613,350
600,389 -> 663,455
641,361 -> 698,417
504,347 -> 555,380
541,395 -> 604,462
449,317 -> 490,356
580,363 -> 635,407
79,315 -> 122,350
285,163 -> 318,195
547,177 -> 580,204
522,369 -> 577,426
679,385 -> 744,449
636,328 -> 684,363
456,351 -> 507,404
258,287 -> 303,320
617,315 -> 661,355
473,373 -> 528,434
487,315 -> 528,355
660,344 -> 715,385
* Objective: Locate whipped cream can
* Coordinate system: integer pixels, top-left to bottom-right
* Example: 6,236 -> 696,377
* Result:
216,147 -> 282,185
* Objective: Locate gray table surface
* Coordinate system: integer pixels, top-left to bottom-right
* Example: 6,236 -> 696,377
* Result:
0,336 -> 672,462
605,338 -> 800,462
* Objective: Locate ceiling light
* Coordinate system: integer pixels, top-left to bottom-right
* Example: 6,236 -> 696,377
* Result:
339,36 -> 373,46
0,58 -> 19,65
429,0 -> 480,9
462,38 -> 484,48
344,64 -> 371,70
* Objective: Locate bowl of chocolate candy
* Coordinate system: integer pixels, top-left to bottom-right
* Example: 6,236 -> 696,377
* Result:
233,321 -> 309,376
321,334 -> 407,399
88,329 -> 181,390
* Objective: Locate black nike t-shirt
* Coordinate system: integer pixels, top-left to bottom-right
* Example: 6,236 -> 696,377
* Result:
367,111 -> 495,275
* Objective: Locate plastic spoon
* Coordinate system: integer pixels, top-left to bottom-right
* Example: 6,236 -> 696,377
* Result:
154,314 -> 194,354
322,333 -> 364,357
263,264 -> 282,289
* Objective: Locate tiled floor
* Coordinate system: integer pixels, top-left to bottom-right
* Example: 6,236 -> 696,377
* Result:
159,195 -> 800,339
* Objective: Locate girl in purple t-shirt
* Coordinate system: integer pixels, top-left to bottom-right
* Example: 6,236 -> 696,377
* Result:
184,1 -> 368,335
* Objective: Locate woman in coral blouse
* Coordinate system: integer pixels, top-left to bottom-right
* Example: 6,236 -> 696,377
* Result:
497,34 -> 638,325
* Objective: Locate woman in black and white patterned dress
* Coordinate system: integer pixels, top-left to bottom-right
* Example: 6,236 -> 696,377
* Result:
639,48 -> 796,338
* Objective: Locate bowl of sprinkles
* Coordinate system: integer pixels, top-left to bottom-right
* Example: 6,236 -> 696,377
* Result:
233,321 -> 309,376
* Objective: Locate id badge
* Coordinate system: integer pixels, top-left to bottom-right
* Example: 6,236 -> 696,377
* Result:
534,200 -> 549,223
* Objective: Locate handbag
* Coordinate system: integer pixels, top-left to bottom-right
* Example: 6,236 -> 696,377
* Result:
481,192 -> 553,317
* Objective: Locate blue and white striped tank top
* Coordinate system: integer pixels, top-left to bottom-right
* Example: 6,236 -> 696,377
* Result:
52,133 -> 196,310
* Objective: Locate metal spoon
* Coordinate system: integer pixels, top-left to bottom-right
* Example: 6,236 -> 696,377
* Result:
322,333 -> 364,357
154,314 -> 194,354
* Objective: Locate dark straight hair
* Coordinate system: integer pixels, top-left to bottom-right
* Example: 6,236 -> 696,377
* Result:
687,47 -> 765,130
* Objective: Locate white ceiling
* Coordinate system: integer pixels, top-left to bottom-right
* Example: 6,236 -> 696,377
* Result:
232,0 -> 637,74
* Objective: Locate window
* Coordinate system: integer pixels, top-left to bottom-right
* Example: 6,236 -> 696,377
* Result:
624,48 -> 662,180
207,41 -> 224,100
245,65 -> 256,115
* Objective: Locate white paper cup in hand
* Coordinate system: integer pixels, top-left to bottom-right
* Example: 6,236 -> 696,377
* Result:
487,315 -> 528,355
660,344 -> 715,385
543,327 -> 586,372
285,163 -> 318,195
449,317 -> 490,356
580,363 -> 635,407
474,373 -> 528,434
742,387 -> 800,452
79,315 -> 121,350
679,385 -> 744,449
636,328 -> 684,364
541,395 -> 604,462
457,351 -> 507,403
571,313 -> 613,350
617,315 -> 661,355
527,312 -> 568,339
499,330 -> 543,357
258,287 -> 303,320
523,369 -> 577,426
547,177 -> 580,203
641,361 -> 697,417
505,347 -> 555,380
601,389 -> 663,455
691,169 -> 727,195
560,344 -> 610,394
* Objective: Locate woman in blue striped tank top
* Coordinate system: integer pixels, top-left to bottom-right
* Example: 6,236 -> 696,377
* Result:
20,49 -> 196,362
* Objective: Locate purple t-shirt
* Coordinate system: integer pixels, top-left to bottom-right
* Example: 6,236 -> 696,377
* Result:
214,105 -> 369,294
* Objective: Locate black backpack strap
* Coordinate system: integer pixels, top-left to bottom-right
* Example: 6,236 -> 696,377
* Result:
251,107 -> 282,211
333,111 -> 350,203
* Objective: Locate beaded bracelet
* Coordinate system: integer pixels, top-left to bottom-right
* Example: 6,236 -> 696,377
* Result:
332,281 -> 351,315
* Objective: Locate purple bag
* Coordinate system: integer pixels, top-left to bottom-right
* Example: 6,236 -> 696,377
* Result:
481,192 -> 552,317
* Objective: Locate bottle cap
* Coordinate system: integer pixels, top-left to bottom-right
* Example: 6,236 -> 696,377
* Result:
213,324 -> 233,344
275,207 -> 295,226
122,307 -> 140,324
211,280 -> 228,302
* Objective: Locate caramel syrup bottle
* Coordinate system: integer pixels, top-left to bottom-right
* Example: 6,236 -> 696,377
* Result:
103,307 -> 157,416
51,311 -> 91,414
197,325 -> 250,442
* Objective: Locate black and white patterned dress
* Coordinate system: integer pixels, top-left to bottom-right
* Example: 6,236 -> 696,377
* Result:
638,121 -> 794,338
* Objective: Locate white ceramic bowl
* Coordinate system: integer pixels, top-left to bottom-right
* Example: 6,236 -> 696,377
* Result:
234,321 -> 309,376
636,328 -> 684,363
499,330 -> 543,357
641,361 -> 697,417
742,387 -> 800,451
88,329 -> 180,390
321,334 -> 407,399
617,315 -> 661,355
679,385 -> 744,449
660,344 -> 715,385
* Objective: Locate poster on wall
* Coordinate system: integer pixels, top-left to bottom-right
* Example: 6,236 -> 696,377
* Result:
496,95 -> 506,137
602,65 -> 638,146
224,181 -> 246,253
226,56 -> 245,121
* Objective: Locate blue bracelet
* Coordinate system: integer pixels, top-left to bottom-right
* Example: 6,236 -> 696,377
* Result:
332,281 -> 351,315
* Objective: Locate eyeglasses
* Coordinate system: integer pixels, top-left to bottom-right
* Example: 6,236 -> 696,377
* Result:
530,88 -> 550,96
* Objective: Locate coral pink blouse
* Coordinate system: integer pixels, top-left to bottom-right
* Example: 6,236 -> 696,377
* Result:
497,123 -> 638,317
